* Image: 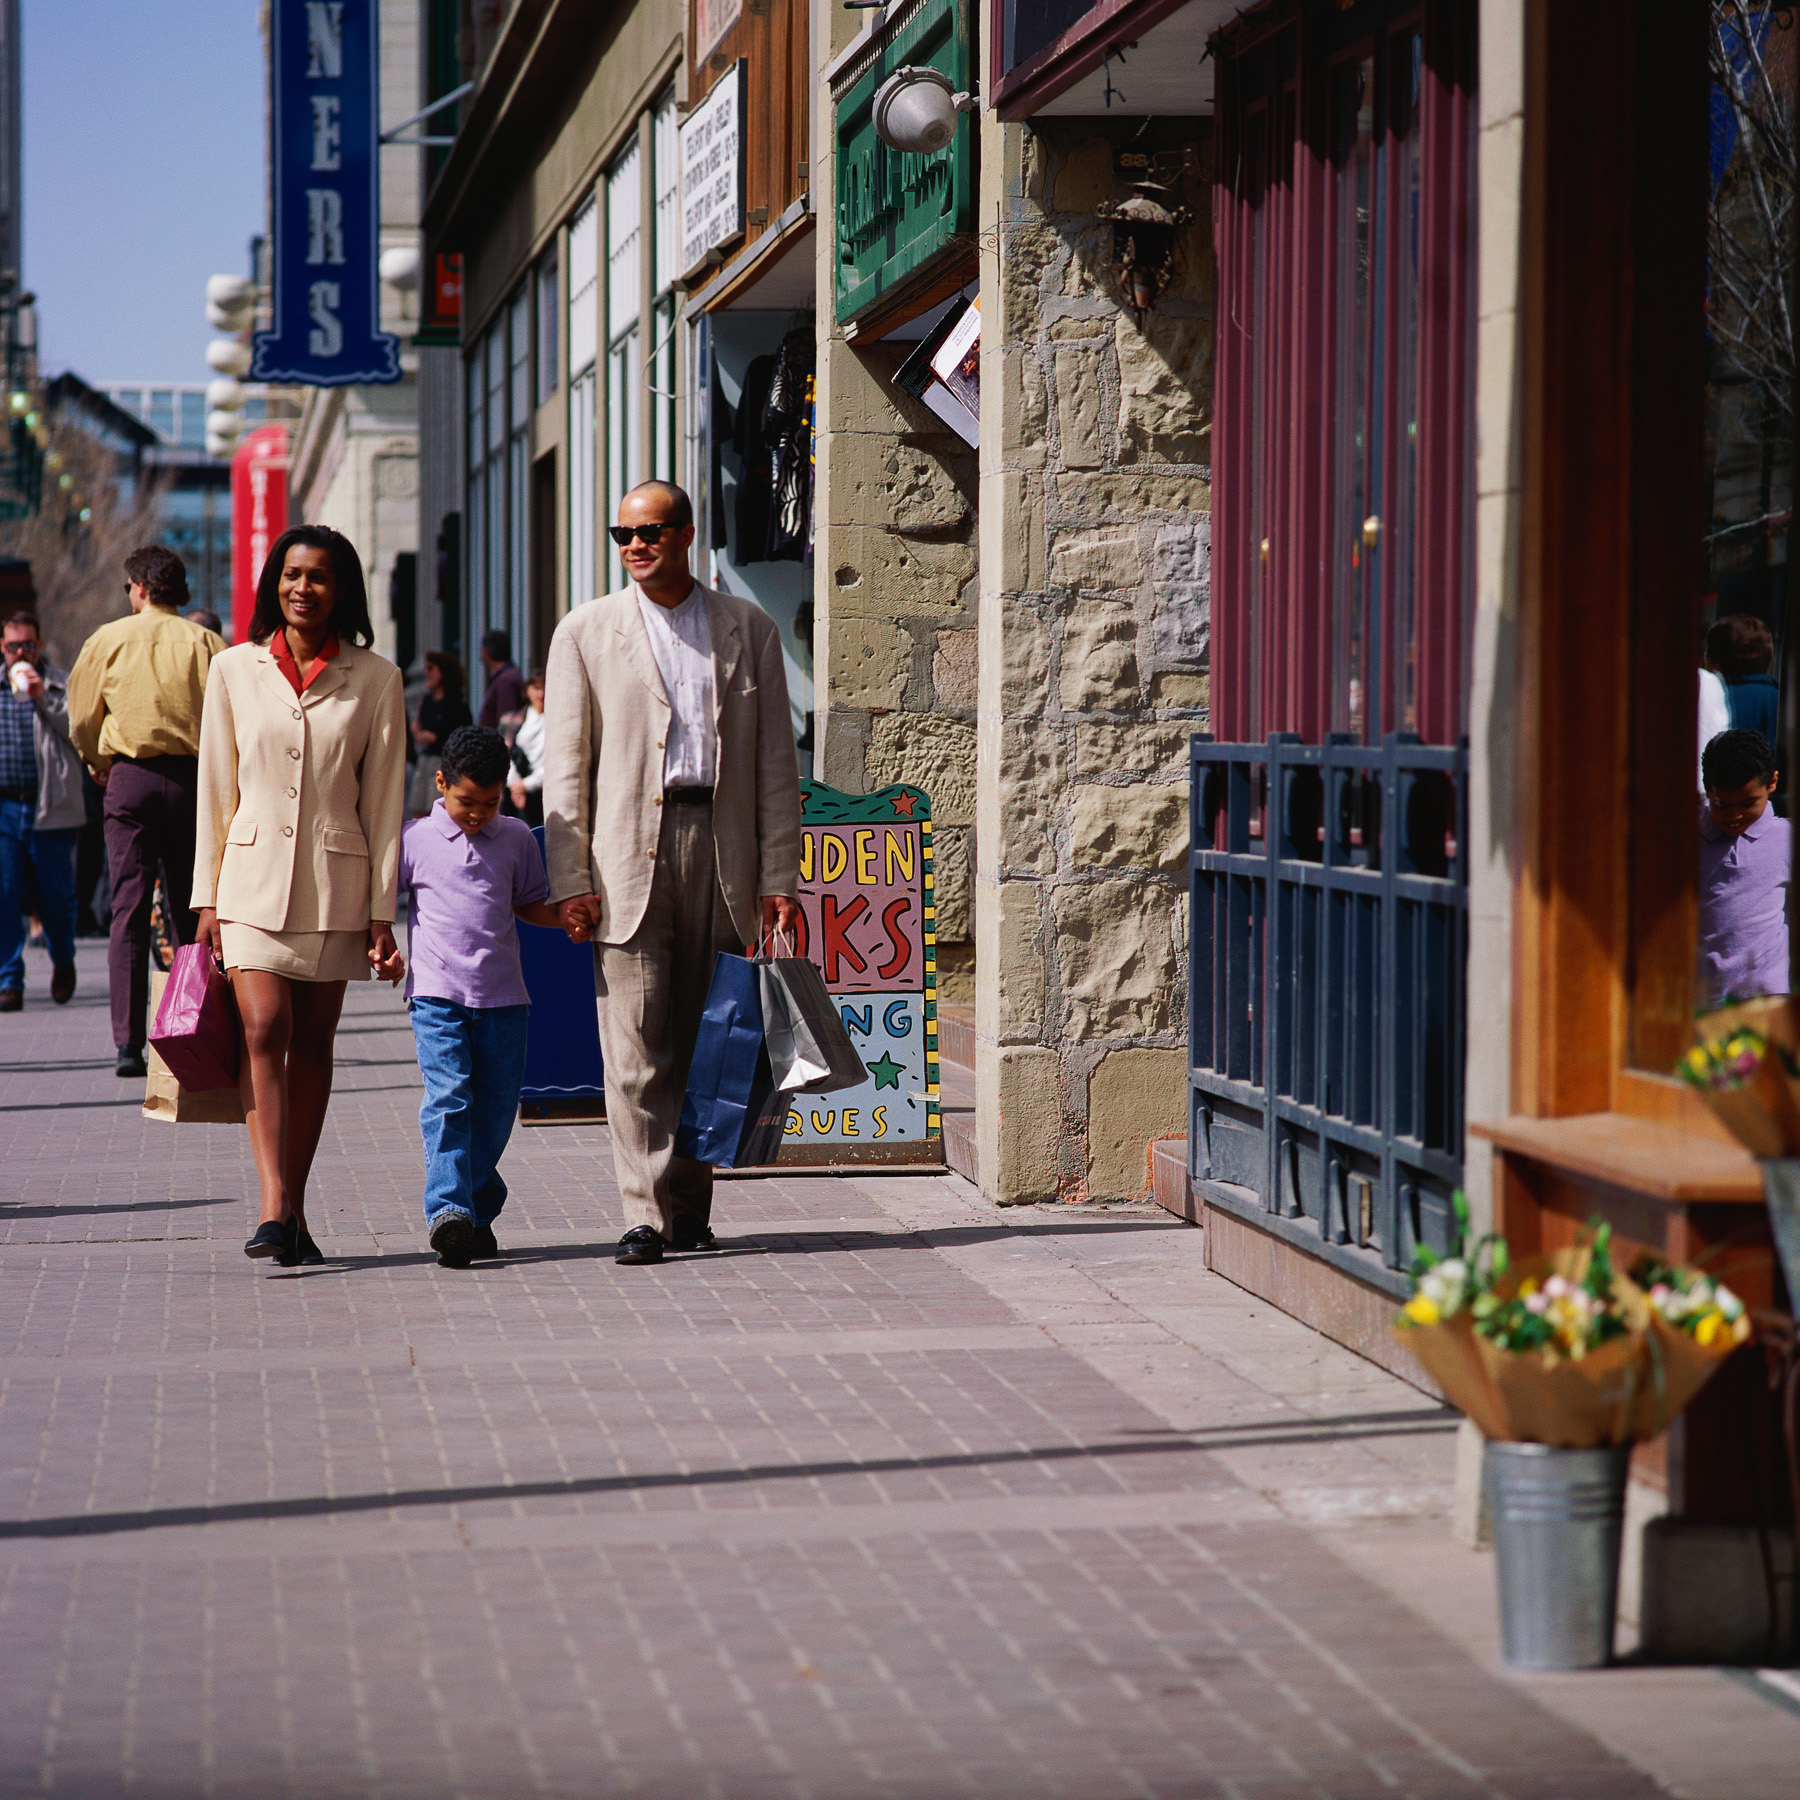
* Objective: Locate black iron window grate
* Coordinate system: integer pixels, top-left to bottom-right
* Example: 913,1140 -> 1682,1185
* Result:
1189,733 -> 1469,1295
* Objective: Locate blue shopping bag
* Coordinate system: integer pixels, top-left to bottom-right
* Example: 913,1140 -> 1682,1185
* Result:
676,952 -> 791,1167
518,827 -> 603,1114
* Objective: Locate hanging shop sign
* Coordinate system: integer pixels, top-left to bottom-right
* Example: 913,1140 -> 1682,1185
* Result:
416,250 -> 463,347
680,60 -> 747,275
781,780 -> 942,1165
230,425 -> 291,642
694,0 -> 742,62
253,0 -> 401,386
832,0 -> 975,325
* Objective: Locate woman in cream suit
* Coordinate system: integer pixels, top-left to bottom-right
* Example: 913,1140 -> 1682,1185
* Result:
193,526 -> 407,1266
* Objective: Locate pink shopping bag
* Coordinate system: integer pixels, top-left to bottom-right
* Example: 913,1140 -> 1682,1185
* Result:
148,943 -> 241,1092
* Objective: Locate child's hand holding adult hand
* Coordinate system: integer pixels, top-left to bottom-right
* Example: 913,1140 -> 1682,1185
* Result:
368,922 -> 406,986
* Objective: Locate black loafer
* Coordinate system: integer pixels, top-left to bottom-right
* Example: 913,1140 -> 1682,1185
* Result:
294,1228 -> 325,1265
0,989 -> 20,1014
431,1214 -> 475,1268
245,1219 -> 296,1261
470,1225 -> 499,1260
672,1224 -> 720,1252
115,1046 -> 147,1078
51,964 -> 75,1004
615,1225 -> 665,1264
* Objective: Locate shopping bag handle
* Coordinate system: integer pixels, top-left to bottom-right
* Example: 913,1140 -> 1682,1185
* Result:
758,925 -> 798,960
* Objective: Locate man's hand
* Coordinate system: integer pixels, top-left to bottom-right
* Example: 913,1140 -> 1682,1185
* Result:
368,922 -> 406,986
509,780 -> 528,811
14,666 -> 43,701
195,907 -> 224,967
761,894 -> 802,951
559,894 -> 600,944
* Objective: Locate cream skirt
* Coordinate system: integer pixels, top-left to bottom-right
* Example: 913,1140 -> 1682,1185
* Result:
220,923 -> 370,983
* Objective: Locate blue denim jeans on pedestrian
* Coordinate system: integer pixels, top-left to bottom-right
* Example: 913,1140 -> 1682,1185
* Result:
0,797 -> 77,993
410,997 -> 531,1229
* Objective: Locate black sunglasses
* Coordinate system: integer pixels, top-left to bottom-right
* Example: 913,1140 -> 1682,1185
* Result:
608,521 -> 684,547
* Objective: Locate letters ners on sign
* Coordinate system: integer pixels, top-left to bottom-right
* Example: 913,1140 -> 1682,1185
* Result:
254,0 -> 401,386
781,780 -> 941,1163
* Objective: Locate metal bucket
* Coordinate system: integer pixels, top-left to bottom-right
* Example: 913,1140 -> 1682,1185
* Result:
1484,1441 -> 1630,1669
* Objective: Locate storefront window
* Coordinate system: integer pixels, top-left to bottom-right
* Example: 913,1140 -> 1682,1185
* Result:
509,288 -> 531,659
567,196 -> 598,604
606,137 -> 642,544
650,89 -> 681,484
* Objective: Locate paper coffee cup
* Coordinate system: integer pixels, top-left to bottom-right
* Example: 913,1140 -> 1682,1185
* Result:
8,661 -> 30,694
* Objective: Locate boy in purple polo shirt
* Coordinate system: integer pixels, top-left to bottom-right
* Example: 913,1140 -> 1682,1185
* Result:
400,726 -> 564,1268
1699,728 -> 1792,1007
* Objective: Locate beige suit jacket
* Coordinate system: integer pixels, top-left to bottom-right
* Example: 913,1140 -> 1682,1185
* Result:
192,640 -> 407,931
542,583 -> 801,945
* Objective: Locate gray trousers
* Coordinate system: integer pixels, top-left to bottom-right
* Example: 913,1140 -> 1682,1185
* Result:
594,800 -> 743,1239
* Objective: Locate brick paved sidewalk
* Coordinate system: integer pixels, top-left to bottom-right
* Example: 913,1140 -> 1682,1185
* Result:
2,941 -> 1798,1799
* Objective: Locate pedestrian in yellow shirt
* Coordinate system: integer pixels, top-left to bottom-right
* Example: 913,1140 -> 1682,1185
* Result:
66,547 -> 226,1075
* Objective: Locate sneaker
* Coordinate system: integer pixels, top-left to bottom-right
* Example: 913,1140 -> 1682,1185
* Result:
430,1214 -> 475,1268
0,989 -> 20,1013
115,1046 -> 147,1077
615,1225 -> 665,1265
671,1224 -> 720,1252
470,1225 -> 499,1260
50,964 -> 75,1004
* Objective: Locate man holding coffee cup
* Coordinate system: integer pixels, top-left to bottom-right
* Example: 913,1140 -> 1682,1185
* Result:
0,610 -> 85,1012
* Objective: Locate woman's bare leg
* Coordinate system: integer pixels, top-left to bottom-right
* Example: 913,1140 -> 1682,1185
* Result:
283,980 -> 347,1231
232,969 -> 295,1226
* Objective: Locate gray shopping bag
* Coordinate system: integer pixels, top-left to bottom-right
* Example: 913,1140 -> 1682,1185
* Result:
757,955 -> 866,1095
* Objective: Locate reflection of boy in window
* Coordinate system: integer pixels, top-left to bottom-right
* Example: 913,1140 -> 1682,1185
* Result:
1705,613 -> 1779,746
1699,729 -> 1791,1006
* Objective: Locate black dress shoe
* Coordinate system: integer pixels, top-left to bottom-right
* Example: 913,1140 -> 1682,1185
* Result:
294,1227 -> 325,1265
245,1218 -> 297,1261
431,1214 -> 475,1268
470,1225 -> 499,1260
0,989 -> 21,1013
615,1225 -> 665,1264
50,964 -> 75,1004
671,1224 -> 720,1252
115,1046 -> 147,1078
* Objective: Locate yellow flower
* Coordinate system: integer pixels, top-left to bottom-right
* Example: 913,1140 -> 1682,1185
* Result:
1402,1294 -> 1440,1326
1695,1311 -> 1722,1348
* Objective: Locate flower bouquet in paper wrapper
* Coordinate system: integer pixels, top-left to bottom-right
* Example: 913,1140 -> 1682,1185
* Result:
1677,995 -> 1800,1156
1393,1199 -> 1750,1446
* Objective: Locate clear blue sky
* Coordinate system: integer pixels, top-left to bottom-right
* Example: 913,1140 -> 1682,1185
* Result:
23,0 -> 264,384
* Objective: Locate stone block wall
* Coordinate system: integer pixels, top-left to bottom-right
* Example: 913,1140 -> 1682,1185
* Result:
975,115 -> 1213,1203
812,275 -> 981,999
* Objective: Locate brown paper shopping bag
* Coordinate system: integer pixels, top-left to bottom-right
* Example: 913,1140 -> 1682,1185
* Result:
142,971 -> 247,1124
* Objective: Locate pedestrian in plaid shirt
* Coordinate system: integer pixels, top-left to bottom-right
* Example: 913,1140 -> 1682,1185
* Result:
0,610 -> 85,1012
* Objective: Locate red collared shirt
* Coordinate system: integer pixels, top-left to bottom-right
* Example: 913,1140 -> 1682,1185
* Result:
271,631 -> 340,695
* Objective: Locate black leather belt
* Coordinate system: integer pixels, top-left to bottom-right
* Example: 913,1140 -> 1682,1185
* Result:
0,785 -> 34,804
665,786 -> 714,805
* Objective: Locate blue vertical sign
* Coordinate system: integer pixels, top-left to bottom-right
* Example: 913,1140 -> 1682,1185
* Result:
252,0 -> 400,386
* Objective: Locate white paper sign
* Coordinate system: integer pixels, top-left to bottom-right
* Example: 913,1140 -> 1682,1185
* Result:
694,0 -> 742,62
680,61 -> 745,274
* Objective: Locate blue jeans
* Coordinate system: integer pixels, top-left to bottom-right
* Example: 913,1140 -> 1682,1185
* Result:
411,998 -> 531,1229
0,798 -> 77,992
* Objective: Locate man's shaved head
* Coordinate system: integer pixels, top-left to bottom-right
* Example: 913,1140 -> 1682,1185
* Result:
621,480 -> 693,528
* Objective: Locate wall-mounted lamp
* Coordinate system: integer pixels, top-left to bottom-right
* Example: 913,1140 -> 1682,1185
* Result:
872,65 -> 977,153
1095,177 -> 1193,323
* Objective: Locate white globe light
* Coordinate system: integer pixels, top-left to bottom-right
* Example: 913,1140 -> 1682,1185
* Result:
206,299 -> 254,331
205,377 -> 245,411
872,66 -> 972,154
206,339 -> 253,377
379,246 -> 422,290
205,433 -> 235,458
206,409 -> 243,439
206,274 -> 255,310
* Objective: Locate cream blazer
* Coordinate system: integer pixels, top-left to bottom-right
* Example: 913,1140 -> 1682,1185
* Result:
542,583 -> 801,945
192,640 -> 407,932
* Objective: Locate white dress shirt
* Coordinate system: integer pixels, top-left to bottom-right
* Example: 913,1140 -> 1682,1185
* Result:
1699,666 -> 1731,794
636,583 -> 717,787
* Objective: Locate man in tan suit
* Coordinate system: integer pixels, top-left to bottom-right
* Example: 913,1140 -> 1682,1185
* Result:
544,481 -> 800,1263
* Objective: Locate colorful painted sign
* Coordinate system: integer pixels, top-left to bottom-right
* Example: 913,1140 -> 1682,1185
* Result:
229,425 -> 290,642
780,779 -> 940,1164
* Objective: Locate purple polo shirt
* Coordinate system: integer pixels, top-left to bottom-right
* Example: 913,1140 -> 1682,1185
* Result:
1698,800 -> 1792,1005
398,802 -> 550,1009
